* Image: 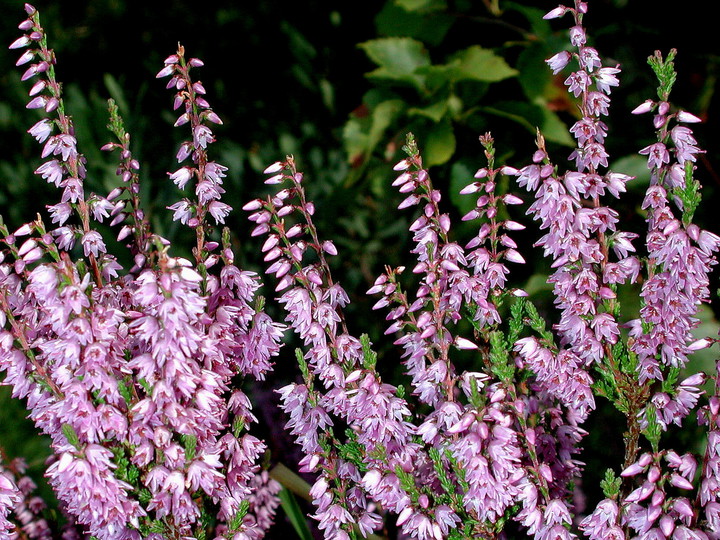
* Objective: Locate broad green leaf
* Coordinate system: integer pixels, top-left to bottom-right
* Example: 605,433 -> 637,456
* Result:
504,1 -> 554,39
610,154 -> 652,190
424,119 -> 456,166
536,107 -> 574,146
369,99 -> 405,151
517,42 -> 556,102
449,161 -> 476,216
408,99 -> 448,122
277,488 -> 313,540
481,101 -> 573,146
343,99 -> 404,168
359,37 -> 430,89
452,46 -> 518,83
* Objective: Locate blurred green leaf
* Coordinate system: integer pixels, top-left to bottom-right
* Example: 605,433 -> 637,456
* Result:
103,73 -> 130,118
504,1 -> 554,39
396,0 -> 447,11
343,99 -> 404,168
449,161 -> 475,216
481,101 -> 573,146
610,154 -> 652,190
424,119 -> 456,166
277,488 -> 313,540
517,42 -> 556,102
359,37 -> 430,89
408,99 -> 448,122
451,46 -> 518,83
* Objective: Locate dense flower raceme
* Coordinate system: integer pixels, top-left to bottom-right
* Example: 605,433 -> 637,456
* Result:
1,4 -> 285,539
248,2 -> 720,540
3,1 -> 720,540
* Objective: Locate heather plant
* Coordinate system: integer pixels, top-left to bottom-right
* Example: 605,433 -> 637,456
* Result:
3,2 -> 720,540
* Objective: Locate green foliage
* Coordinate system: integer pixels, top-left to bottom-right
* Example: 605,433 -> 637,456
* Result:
278,488 -> 314,540
360,333 -> 378,370
642,403 -> 662,453
61,423 -> 81,450
600,468 -> 622,499
648,49 -> 678,101
489,330 -> 514,382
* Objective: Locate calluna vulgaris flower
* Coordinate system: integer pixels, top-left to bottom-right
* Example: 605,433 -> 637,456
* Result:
3,0 -> 720,539
2,4 -> 284,539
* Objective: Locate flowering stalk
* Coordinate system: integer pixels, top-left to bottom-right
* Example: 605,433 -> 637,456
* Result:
10,3 -> 116,287
101,99 -> 153,273
4,0 -> 720,538
247,158 -> 423,539
157,44 -> 229,290
2,5 -> 285,539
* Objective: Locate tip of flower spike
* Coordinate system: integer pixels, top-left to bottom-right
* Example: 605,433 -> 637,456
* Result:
25,4 -> 36,15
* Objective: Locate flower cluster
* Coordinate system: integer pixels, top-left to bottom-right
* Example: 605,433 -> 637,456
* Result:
3,1 -> 720,539
1,4 -> 284,539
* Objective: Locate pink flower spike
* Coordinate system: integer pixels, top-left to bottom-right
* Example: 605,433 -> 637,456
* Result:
242,199 -> 264,211
670,473 -> 693,490
396,507 -> 413,527
620,462 -> 644,477
546,51 -> 571,74
398,195 -> 419,209
455,336 -> 479,350
15,49 -> 33,66
711,398 -> 720,416
22,246 -> 43,263
503,194 -> 523,205
504,220 -> 526,231
17,238 -> 37,257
